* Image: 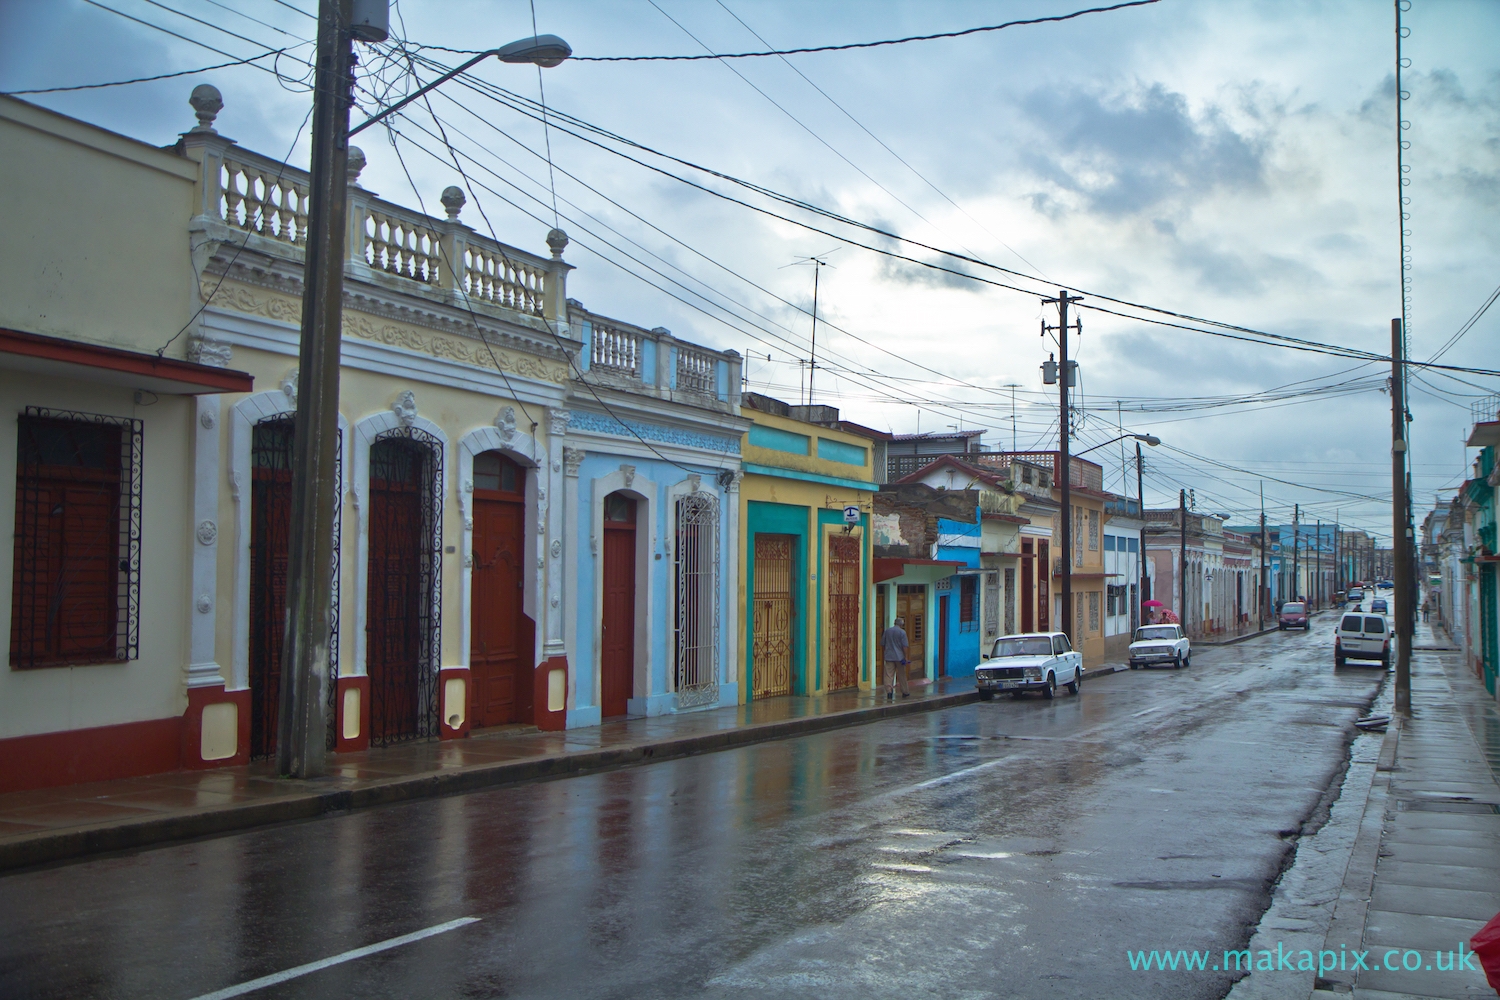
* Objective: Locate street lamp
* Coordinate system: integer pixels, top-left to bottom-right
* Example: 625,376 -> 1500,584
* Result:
1072,432 -> 1161,457
351,33 -> 573,136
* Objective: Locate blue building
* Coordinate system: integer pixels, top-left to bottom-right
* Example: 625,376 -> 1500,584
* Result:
932,513 -> 983,677
560,306 -> 748,726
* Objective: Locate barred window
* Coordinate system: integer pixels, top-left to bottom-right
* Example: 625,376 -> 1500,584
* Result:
10,409 -> 142,668
958,574 -> 978,632
1089,509 -> 1100,551
1088,591 -> 1101,633
674,492 -> 720,708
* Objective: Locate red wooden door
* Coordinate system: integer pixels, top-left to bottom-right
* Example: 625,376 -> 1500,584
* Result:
1037,540 -> 1051,631
825,534 -> 861,691
600,493 -> 636,718
1021,539 -> 1035,633
367,440 -> 427,744
470,452 -> 532,727
937,594 -> 950,677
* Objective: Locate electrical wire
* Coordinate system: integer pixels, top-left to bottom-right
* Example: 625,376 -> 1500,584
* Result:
1,49 -> 291,95
567,1 -> 1162,62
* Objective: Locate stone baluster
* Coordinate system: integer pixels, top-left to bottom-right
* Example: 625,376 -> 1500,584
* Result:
437,185 -> 472,304
651,327 -> 676,393
344,146 -> 374,281
543,229 -> 573,334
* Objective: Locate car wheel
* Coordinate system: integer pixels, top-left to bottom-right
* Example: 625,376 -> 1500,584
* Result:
978,689 -> 994,701
1335,655 -> 1346,668
1381,654 -> 1391,669
1184,653 -> 1191,667
1173,653 -> 1182,670
1066,668 -> 1081,695
1042,674 -> 1056,699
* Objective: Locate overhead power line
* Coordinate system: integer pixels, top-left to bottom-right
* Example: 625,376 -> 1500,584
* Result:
567,0 -> 1161,61
1,49 -> 292,94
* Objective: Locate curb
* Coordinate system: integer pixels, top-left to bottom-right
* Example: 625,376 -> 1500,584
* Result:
0,687 -> 978,873
1083,664 -> 1127,680
1199,625 -> 1280,646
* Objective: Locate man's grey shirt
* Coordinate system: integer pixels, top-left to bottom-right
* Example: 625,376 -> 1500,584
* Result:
881,626 -> 909,661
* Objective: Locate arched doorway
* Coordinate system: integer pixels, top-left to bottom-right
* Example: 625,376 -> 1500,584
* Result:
367,434 -> 439,744
469,451 -> 533,727
601,492 -> 637,718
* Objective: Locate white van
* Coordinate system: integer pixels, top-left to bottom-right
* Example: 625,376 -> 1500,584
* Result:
1335,613 -> 1389,668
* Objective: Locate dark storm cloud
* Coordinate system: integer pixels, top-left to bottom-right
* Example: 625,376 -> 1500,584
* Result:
1018,83 -> 1266,215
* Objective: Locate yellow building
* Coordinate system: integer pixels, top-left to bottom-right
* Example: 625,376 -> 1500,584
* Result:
738,394 -> 878,699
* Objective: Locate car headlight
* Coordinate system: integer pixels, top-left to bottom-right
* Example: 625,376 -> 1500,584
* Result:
1023,667 -> 1042,679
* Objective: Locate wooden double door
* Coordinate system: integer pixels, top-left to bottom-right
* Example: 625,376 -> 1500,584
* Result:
896,584 -> 927,679
469,451 -> 533,728
752,533 -> 796,698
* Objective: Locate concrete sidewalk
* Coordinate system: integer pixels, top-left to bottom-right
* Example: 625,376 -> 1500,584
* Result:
1312,623 -> 1500,1000
0,677 -> 976,873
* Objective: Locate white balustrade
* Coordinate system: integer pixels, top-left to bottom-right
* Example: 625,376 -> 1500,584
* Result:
590,322 -> 641,376
464,242 -> 545,316
676,346 -> 716,396
220,157 -> 310,246
365,208 -> 442,284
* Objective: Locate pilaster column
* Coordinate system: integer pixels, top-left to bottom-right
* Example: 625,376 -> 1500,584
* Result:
562,447 -> 586,708
543,408 -> 571,658
188,395 -> 225,688
719,469 -> 743,698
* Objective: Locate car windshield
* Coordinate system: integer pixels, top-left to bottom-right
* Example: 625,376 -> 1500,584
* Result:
1340,615 -> 1364,631
1282,603 -> 1305,614
992,637 -> 1053,658
1135,627 -> 1178,641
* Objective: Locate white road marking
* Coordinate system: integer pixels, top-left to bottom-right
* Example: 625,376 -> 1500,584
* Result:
186,917 -> 481,1000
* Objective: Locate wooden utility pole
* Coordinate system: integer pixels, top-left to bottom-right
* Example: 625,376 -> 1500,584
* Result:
1258,484 -> 1267,627
1292,504 -> 1300,602
1044,290 -> 1082,646
1179,489 -> 1188,632
277,0 -> 358,778
1392,318 -> 1412,712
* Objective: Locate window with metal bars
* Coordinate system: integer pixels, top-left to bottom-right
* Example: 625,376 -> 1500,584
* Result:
958,574 -> 979,632
10,408 -> 142,668
674,491 -> 720,708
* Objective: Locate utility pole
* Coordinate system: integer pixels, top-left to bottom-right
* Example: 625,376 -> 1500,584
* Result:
1258,484 -> 1267,628
277,0 -> 360,779
807,261 -> 820,404
1136,441 -> 1146,631
1005,383 -> 1020,453
1315,520 -> 1323,610
1292,504 -> 1300,602
1043,290 -> 1082,647
1179,489 -> 1188,633
1391,317 -> 1412,712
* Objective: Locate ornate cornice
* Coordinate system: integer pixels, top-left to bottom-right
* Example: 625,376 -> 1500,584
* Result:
209,278 -> 569,384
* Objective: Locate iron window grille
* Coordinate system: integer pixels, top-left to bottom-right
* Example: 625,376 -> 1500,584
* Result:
983,571 -> 1000,638
367,427 -> 442,745
1003,568 -> 1017,635
674,491 -> 720,709
958,574 -> 979,633
1088,591 -> 1101,633
11,407 -> 142,668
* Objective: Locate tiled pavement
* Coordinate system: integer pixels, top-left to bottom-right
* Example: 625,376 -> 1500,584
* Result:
1314,624 -> 1500,1000
0,675 -> 976,872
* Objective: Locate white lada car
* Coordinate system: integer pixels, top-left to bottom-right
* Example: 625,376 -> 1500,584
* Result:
975,632 -> 1083,700
1128,624 -> 1192,669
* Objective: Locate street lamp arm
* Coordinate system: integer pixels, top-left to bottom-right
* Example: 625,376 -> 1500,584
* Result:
1072,432 -> 1160,457
350,34 -> 571,137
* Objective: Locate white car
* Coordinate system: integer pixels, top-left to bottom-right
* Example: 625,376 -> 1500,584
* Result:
1129,624 -> 1191,669
976,632 -> 1083,700
1335,612 -> 1390,668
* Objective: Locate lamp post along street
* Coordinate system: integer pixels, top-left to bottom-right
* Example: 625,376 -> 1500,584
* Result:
1043,290 -> 1082,647
1179,489 -> 1187,632
277,0 -> 364,778
1136,441 -> 1146,631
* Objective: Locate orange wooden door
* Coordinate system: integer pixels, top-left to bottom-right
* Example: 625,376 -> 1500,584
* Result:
601,494 -> 636,718
471,475 -> 531,726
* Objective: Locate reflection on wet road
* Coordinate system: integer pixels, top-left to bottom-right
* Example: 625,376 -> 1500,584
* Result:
0,625 -> 1381,999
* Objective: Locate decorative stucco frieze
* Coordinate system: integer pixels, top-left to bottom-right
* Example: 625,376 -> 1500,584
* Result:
567,409 -> 741,454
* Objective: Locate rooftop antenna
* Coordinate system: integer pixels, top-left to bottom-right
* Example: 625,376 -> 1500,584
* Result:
782,249 -> 838,404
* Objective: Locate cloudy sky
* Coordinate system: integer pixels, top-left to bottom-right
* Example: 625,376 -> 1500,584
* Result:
4,0 -> 1498,542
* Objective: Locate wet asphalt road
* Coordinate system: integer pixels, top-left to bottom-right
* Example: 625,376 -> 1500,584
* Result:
0,620 -> 1385,1000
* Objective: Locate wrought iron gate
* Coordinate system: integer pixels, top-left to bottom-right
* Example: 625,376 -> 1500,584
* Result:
674,491 -> 720,709
825,534 -> 861,691
366,431 -> 441,745
752,534 -> 794,698
248,418 -> 342,759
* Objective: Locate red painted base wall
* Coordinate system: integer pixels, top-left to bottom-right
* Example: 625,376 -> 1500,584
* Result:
0,717 -> 183,794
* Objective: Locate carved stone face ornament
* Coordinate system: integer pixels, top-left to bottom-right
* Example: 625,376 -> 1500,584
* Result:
392,390 -> 418,428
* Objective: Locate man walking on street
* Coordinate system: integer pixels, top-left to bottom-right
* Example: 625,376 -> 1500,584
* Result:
882,616 -> 910,701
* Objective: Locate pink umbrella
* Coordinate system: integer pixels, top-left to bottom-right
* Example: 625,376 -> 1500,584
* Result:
1143,600 -> 1165,608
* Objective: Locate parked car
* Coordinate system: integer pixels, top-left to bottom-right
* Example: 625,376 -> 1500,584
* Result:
1346,587 -> 1365,607
1128,624 -> 1192,669
976,632 -> 1083,700
1335,612 -> 1390,668
1279,601 -> 1310,630
1378,580 -> 1394,590
1370,597 -> 1388,614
